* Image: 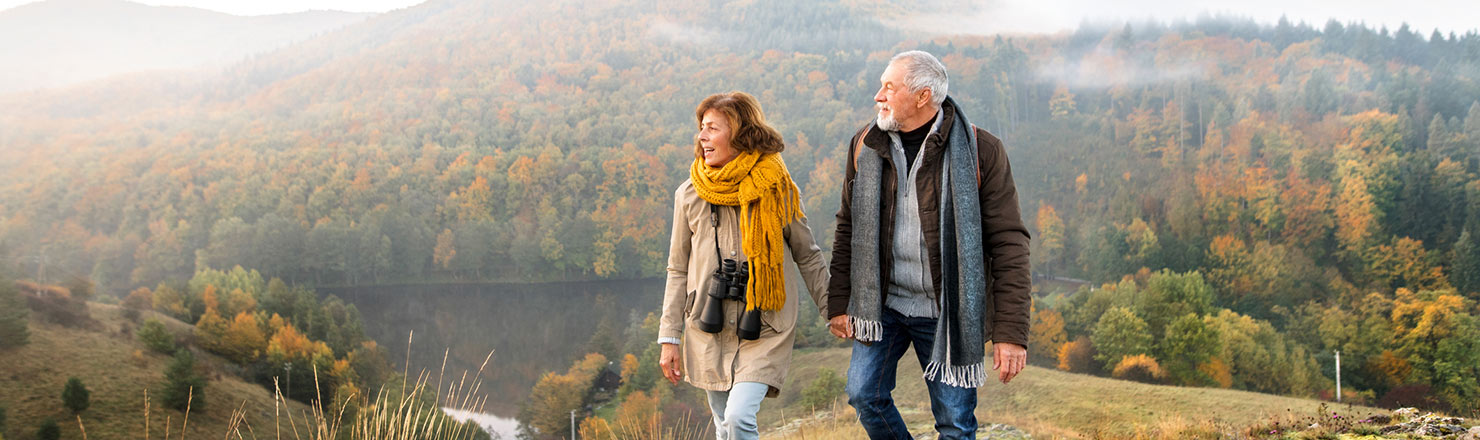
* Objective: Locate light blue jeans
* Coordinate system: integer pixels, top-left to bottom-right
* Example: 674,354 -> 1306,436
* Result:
705,381 -> 768,440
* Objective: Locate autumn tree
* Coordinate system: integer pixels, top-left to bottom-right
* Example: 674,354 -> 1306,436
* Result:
1034,203 -> 1066,275
1158,314 -> 1221,386
193,307 -> 228,353
220,312 -> 267,364
519,353 -> 609,439
1028,308 -> 1067,366
1091,307 -> 1152,371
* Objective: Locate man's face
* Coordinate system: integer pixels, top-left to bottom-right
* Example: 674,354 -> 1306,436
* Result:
874,61 -> 925,131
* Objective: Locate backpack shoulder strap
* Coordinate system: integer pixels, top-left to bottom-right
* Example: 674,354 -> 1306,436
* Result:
971,124 -> 982,186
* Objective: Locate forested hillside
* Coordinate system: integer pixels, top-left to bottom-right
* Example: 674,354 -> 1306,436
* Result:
2,0 -> 1479,414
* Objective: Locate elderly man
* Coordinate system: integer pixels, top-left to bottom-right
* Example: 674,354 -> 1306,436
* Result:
827,50 -> 1032,439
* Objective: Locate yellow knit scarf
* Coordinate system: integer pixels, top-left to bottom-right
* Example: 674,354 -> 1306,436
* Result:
690,151 -> 803,311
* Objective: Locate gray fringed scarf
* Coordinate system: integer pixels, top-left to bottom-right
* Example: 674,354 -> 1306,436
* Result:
848,96 -> 987,388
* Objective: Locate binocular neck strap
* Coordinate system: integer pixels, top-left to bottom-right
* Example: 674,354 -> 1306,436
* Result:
710,204 -> 724,262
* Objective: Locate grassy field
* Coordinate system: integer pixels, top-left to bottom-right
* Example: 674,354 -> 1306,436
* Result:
0,303 -> 315,440
761,347 -> 1389,439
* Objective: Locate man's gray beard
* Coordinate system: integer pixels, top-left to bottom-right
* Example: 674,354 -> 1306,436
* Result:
876,113 -> 900,132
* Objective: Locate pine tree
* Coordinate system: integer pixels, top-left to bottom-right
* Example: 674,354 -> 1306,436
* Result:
160,350 -> 206,411
0,273 -> 28,348
62,377 -> 90,414
1453,229 -> 1480,298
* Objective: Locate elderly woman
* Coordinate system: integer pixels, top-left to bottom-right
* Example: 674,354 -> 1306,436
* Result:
657,91 -> 829,440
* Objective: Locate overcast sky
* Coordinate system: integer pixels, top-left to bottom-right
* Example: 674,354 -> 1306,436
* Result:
0,0 -> 1476,35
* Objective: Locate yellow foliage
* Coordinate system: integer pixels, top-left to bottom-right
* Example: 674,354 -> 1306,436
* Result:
613,390 -> 659,439
219,311 -> 267,364
579,416 -> 614,439
1029,308 -> 1067,365
194,307 -> 228,353
201,285 -> 219,311
620,353 -> 640,383
267,322 -> 331,363
1112,354 -> 1167,383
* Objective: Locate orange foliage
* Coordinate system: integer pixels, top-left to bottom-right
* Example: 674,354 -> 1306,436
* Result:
1198,357 -> 1234,388
1111,354 -> 1167,384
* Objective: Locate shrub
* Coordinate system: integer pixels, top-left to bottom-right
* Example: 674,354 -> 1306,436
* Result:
1056,336 -> 1098,374
22,285 -> 95,329
800,368 -> 846,411
1377,384 -> 1445,411
1111,354 -> 1167,384
138,318 -> 176,354
36,418 -> 60,440
62,377 -> 90,414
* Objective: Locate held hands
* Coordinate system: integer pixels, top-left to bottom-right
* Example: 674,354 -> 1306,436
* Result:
658,343 -> 683,385
828,314 -> 854,339
992,342 -> 1027,384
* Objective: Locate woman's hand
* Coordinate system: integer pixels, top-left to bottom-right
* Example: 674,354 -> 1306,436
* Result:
659,343 -> 683,385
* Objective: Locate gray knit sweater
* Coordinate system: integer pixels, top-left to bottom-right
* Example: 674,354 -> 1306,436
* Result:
884,111 -> 944,318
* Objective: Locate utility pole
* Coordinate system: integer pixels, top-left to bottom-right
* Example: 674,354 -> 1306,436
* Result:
1335,350 -> 1342,403
286,362 -> 293,401
570,409 -> 576,440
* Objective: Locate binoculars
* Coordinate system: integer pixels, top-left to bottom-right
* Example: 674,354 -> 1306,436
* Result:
698,259 -> 762,340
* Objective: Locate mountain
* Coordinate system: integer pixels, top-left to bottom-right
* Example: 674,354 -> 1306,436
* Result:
0,0 -> 373,93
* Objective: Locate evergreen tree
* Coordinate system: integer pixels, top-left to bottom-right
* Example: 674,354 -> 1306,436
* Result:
1453,230 -> 1480,298
160,350 -> 207,411
62,377 -> 90,414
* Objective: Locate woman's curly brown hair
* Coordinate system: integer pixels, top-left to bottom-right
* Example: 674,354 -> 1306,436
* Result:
693,92 -> 785,160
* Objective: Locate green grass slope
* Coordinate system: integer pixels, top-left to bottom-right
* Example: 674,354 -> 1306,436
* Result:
0,303 -> 313,439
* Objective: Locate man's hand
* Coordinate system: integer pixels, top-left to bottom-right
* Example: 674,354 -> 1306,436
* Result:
992,342 -> 1027,384
828,314 -> 854,339
659,343 -> 683,385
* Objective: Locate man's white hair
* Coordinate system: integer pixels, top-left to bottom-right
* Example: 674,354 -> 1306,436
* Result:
890,50 -> 949,106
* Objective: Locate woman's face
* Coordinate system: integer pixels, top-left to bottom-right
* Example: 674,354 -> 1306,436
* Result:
699,108 -> 739,168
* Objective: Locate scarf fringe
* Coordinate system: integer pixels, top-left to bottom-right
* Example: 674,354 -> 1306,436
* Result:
850,316 -> 883,342
922,361 -> 985,389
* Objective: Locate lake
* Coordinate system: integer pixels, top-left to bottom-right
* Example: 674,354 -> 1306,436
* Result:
326,278 -> 665,439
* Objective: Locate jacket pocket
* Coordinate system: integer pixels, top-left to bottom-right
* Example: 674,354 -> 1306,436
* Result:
684,290 -> 697,318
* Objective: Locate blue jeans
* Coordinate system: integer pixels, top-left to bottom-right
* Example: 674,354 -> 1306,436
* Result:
705,381 -> 769,440
846,308 -> 977,439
